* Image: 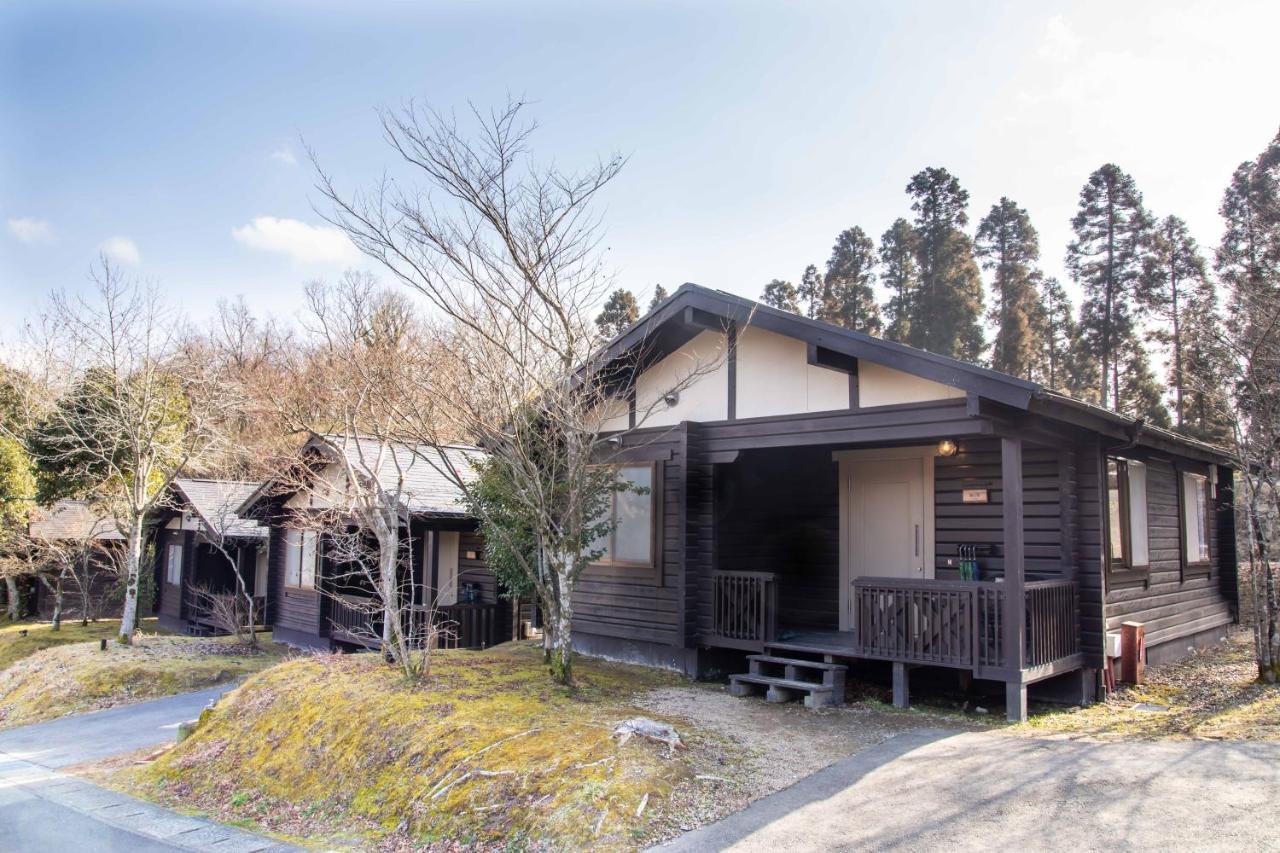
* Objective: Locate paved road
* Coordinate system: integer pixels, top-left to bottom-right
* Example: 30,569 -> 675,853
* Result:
0,686 -> 294,852
662,728 -> 1280,852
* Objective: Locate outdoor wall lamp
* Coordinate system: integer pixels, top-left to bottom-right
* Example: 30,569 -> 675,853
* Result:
663,391 -> 680,407
937,439 -> 958,457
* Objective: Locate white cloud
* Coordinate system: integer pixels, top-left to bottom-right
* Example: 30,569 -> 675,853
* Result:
231,216 -> 359,265
100,236 -> 141,265
7,217 -> 53,244
270,146 -> 298,166
1038,15 -> 1080,62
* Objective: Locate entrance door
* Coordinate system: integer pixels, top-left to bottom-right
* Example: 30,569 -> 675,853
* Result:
840,455 -> 930,629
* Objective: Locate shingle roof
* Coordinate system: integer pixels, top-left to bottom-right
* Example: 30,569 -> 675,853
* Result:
28,500 -> 124,541
173,479 -> 268,538
315,435 -> 483,516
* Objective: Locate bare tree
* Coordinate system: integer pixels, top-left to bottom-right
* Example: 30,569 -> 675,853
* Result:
25,259 -> 225,644
315,100 -> 722,684
271,274 -> 447,678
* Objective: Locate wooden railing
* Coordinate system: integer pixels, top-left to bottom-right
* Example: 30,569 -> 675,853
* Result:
432,603 -> 499,650
183,589 -> 268,632
1024,580 -> 1079,668
330,595 -> 499,651
852,577 -> 1078,674
709,571 -> 778,651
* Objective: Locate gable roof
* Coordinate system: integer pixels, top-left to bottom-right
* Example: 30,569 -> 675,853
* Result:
240,434 -> 484,519
172,479 -> 268,539
597,283 -> 1235,466
28,500 -> 124,541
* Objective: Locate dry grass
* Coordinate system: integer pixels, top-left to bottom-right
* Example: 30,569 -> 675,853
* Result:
0,617 -> 167,672
1013,628 -> 1280,740
100,643 -> 748,851
0,631 -> 289,730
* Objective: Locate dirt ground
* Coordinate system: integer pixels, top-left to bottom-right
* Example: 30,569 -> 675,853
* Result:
638,684 -> 982,803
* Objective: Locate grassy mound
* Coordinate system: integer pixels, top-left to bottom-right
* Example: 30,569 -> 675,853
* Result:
0,617 -> 166,672
0,632 -> 288,729
121,644 -> 733,849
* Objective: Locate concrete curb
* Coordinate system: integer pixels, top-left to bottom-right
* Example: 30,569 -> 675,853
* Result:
6,756 -> 296,852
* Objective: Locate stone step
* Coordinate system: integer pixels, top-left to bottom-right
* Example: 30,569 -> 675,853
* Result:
728,673 -> 841,708
747,654 -> 848,689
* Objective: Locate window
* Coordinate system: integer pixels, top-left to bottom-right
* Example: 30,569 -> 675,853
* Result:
165,543 -> 183,585
1107,458 -> 1148,572
590,464 -> 657,568
284,529 -> 318,589
1181,471 -> 1211,570
254,546 -> 269,593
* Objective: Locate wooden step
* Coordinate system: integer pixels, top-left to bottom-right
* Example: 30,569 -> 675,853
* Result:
728,673 -> 841,708
747,654 -> 847,672
765,640 -> 859,661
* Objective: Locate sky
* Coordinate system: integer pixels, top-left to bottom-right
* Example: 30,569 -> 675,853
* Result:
2,0 -> 1278,342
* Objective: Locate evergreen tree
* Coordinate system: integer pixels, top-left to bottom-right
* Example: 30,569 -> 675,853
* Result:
976,197 -> 1044,378
648,284 -> 668,312
1116,337 -> 1172,427
760,279 -> 801,314
796,264 -> 833,321
595,288 -> 639,338
879,218 -> 919,344
1036,275 -> 1074,392
905,168 -> 984,360
824,227 -> 882,334
1066,163 -> 1157,412
1145,215 -> 1211,431
1177,275 -> 1234,444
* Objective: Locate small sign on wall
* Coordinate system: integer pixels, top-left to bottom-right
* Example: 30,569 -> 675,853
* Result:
962,488 -> 989,504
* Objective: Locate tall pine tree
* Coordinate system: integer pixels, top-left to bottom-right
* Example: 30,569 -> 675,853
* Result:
796,264 -> 833,321
824,227 -> 882,334
976,197 -> 1044,378
1145,215 -> 1212,431
648,284 -> 669,312
879,218 -> 920,344
760,279 -> 801,314
1036,275 -> 1078,393
595,288 -> 639,338
905,168 -> 984,360
1066,164 -> 1158,414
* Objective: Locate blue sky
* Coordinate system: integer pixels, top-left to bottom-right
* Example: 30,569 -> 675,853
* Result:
2,0 -> 1278,340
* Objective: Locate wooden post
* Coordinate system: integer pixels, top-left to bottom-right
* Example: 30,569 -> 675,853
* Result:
1120,621 -> 1146,683
892,662 -> 910,709
1006,680 -> 1028,723
1002,437 -> 1026,676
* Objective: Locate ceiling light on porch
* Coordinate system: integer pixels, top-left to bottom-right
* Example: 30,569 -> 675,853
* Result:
937,439 -> 958,457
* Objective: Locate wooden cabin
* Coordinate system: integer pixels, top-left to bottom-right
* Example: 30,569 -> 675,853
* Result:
154,479 -> 270,635
239,434 -> 532,653
580,284 -> 1238,720
26,500 -> 126,621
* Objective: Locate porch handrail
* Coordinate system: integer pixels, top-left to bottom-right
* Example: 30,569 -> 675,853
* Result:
852,576 -> 1078,674
709,570 -> 778,652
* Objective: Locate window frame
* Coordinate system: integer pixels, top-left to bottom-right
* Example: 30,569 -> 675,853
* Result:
284,528 -> 319,591
588,461 -> 661,578
1106,457 -> 1150,580
1177,464 -> 1213,580
165,542 -> 183,586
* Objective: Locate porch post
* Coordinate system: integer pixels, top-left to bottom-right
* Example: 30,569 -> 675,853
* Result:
1002,436 -> 1027,722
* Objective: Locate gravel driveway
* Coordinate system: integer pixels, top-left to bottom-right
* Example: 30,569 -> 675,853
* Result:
659,728 -> 1280,851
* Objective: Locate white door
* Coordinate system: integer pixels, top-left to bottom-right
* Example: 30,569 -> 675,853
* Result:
436,531 -> 460,606
841,457 -> 927,627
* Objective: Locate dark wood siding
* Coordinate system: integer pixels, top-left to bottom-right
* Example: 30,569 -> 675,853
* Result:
1076,438 -> 1107,668
573,428 -> 685,646
1104,457 -> 1235,650
156,527 -> 190,622
270,524 -> 323,639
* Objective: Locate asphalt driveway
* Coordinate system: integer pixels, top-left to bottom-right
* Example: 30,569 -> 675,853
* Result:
661,728 -> 1280,852
0,686 -> 293,852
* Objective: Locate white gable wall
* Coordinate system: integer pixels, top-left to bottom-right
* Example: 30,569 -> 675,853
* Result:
858,361 -> 965,407
736,327 -> 849,418
636,330 -> 728,428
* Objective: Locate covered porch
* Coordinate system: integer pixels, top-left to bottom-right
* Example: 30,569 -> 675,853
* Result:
699,431 -> 1088,721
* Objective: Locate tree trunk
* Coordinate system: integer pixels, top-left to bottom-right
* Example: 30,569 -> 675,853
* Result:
51,577 -> 63,632
4,576 -> 19,621
118,512 -> 145,645
543,557 -> 575,686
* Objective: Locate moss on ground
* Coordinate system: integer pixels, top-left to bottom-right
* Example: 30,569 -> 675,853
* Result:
1012,629 -> 1280,740
114,644 -> 727,850
0,632 -> 289,729
0,617 -> 167,672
